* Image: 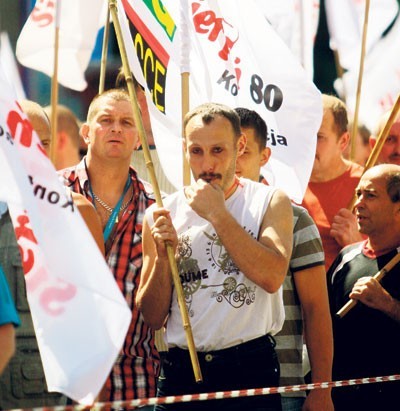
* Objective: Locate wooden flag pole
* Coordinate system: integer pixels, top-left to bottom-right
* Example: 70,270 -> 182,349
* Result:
336,251 -> 400,318
333,50 -> 347,102
109,0 -> 203,383
181,72 -> 191,186
347,94 -> 400,211
49,0 -> 61,165
99,7 -> 111,94
350,0 -> 370,162
180,2 -> 191,186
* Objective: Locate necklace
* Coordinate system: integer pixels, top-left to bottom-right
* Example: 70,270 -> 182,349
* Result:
93,190 -> 133,215
84,158 -> 132,242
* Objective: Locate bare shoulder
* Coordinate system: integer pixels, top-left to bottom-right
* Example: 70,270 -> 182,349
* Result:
71,191 -> 92,208
268,188 -> 293,217
71,192 -> 104,254
72,192 -> 99,219
259,188 -> 293,237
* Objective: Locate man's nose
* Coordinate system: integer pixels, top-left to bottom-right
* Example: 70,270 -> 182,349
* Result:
202,153 -> 215,172
354,195 -> 364,209
111,120 -> 122,132
394,137 -> 400,152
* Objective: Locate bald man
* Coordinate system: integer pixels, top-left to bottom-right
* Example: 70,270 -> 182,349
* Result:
19,99 -> 51,150
328,164 -> 400,410
44,104 -> 82,170
370,112 -> 400,166
18,99 -> 103,251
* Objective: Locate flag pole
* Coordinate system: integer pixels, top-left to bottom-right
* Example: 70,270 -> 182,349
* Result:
349,0 -> 370,161
180,1 -> 191,186
99,7 -> 111,94
332,50 -> 347,102
298,0 -> 313,77
181,72 -> 191,185
336,251 -> 400,318
49,0 -> 61,164
109,0 -> 202,383
347,93 -> 400,210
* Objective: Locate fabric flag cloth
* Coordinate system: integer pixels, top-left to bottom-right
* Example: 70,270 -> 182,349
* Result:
335,11 -> 400,133
0,32 -> 26,101
16,0 -> 107,91
0,63 -> 131,404
325,0 -> 399,71
118,0 -> 322,203
253,0 -> 320,79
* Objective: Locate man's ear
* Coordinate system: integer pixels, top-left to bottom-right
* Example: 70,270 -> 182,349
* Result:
182,137 -> 190,162
260,146 -> 271,167
369,136 -> 377,150
80,124 -> 90,145
339,131 -> 350,152
134,130 -> 142,150
56,131 -> 67,150
237,133 -> 247,156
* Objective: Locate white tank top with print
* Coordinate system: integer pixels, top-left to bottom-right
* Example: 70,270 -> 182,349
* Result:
146,178 -> 284,351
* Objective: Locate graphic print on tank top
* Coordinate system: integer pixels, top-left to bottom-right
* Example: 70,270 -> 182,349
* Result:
177,227 -> 256,317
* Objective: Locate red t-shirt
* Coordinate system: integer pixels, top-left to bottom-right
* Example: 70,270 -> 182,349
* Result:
302,162 -> 363,271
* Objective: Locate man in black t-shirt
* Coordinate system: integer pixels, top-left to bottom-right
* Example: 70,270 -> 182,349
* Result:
328,164 -> 400,411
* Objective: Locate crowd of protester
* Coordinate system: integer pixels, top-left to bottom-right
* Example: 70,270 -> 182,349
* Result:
1,78 -> 400,411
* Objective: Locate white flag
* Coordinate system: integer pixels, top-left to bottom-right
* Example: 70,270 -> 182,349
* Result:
0,32 -> 26,101
325,0 -> 399,71
0,63 -> 131,404
16,0 -> 107,91
118,0 -> 322,203
253,0 -> 320,78
336,12 -> 400,132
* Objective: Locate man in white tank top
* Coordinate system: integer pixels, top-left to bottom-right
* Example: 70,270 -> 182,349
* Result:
136,103 -> 293,411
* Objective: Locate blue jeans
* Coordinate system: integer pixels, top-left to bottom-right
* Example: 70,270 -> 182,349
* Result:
281,396 -> 305,411
155,335 -> 281,411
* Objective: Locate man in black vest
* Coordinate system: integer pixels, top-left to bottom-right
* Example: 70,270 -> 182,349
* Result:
328,164 -> 400,410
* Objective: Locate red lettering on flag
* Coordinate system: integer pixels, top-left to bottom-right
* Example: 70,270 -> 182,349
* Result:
14,214 -> 38,274
40,281 -> 77,316
31,0 -> 55,28
7,107 -> 34,148
191,2 -> 240,62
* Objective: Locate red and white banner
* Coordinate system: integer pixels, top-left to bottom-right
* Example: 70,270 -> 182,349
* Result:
0,63 -> 131,404
118,0 -> 322,203
16,0 -> 107,91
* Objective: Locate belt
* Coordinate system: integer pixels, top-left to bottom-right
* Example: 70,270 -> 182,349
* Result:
168,334 -> 275,364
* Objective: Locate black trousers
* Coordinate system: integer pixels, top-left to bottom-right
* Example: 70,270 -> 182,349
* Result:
155,335 -> 281,411
332,379 -> 400,411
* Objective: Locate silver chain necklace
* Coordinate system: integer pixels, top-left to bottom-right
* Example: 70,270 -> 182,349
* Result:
93,190 -> 132,214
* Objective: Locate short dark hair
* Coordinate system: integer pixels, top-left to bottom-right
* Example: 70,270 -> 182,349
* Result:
115,66 -> 142,91
387,172 -> 400,203
235,107 -> 267,151
183,103 -> 241,140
